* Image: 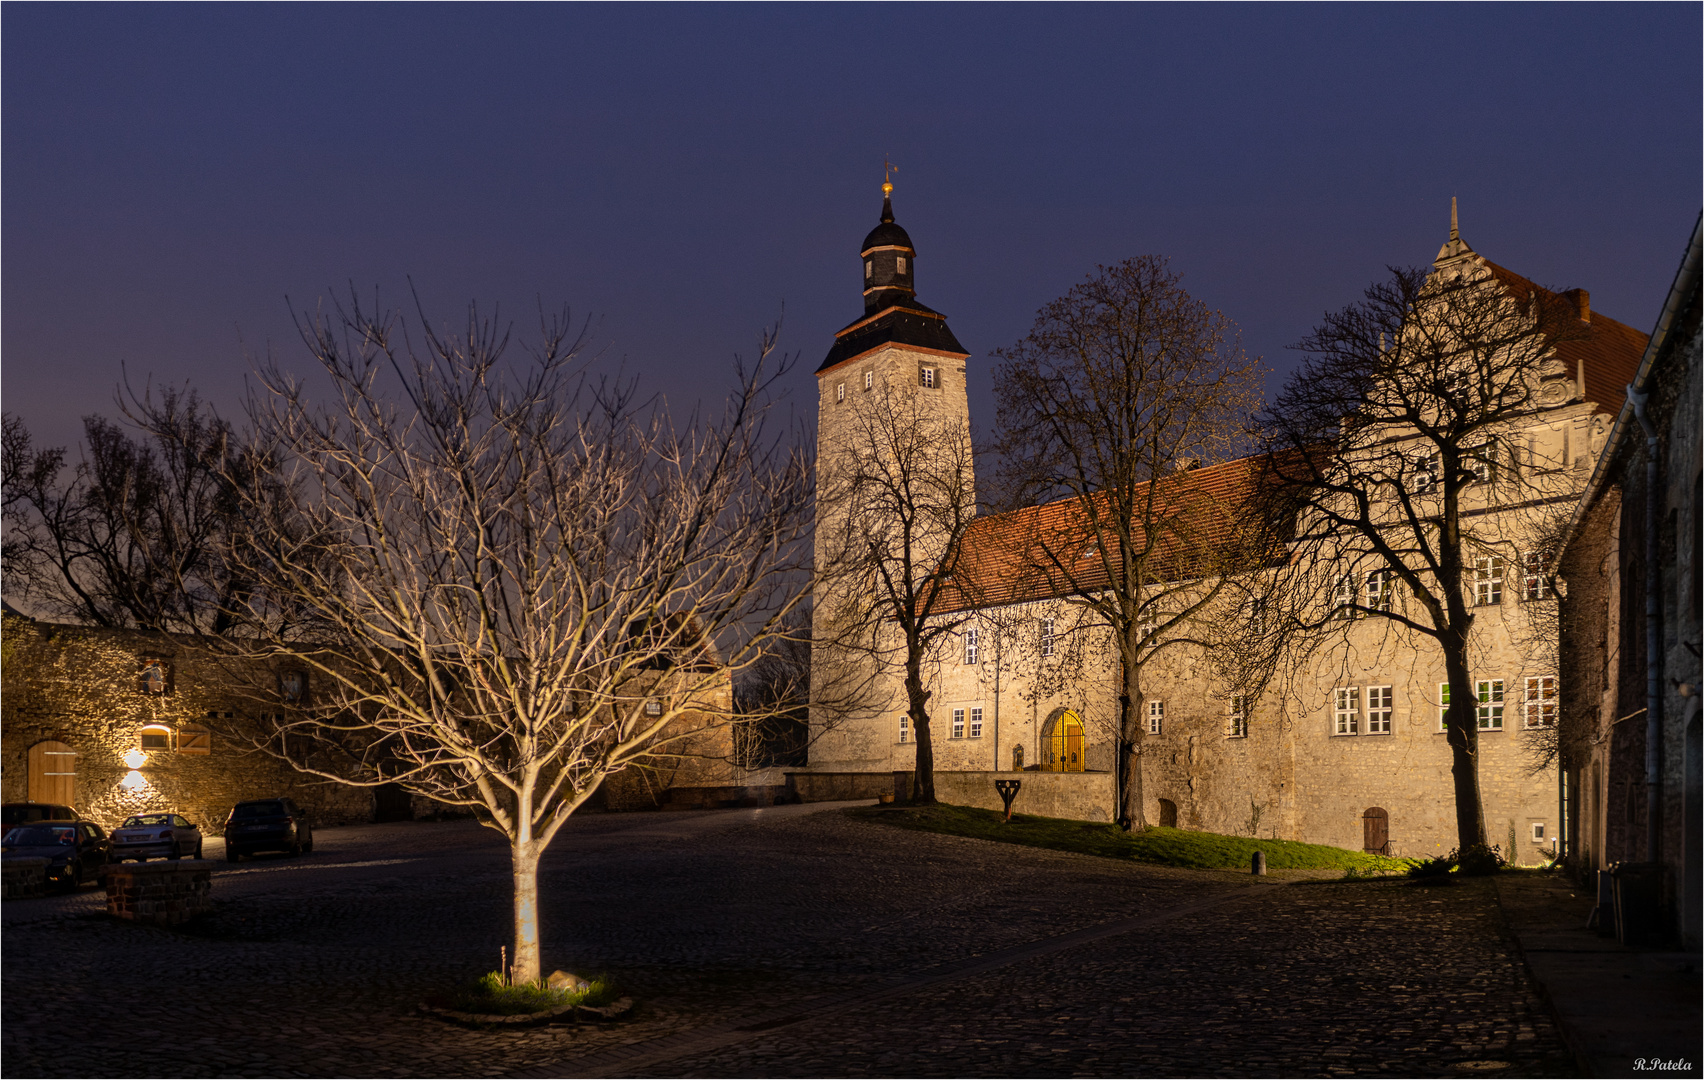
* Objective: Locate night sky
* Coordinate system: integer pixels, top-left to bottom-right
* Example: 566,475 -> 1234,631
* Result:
5,5 -> 1699,454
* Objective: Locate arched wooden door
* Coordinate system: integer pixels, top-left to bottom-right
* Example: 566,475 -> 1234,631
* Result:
1362,807 -> 1389,855
1040,710 -> 1085,772
28,741 -> 77,807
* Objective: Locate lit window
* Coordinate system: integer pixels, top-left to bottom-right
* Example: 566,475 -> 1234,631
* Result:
1334,687 -> 1360,735
1523,675 -> 1557,728
898,716 -> 909,743
865,260 -> 873,280
1437,682 -> 1451,732
864,370 -> 874,392
1040,618 -> 1055,658
1332,573 -> 1358,618
1147,699 -> 1164,736
896,255 -> 907,274
963,628 -> 979,665
920,367 -> 935,388
1474,556 -> 1504,606
952,708 -> 965,739
1228,695 -> 1250,738
1520,552 -> 1552,601
1412,451 -> 1439,494
1366,685 -> 1393,734
969,707 -> 983,738
1476,679 -> 1504,730
140,725 -> 173,751
1366,569 -> 1395,612
837,383 -> 845,403
139,657 -> 169,695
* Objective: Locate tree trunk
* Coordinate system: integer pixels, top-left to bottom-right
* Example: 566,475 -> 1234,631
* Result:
510,839 -> 542,986
1117,641 -> 1147,832
1441,649 -> 1487,852
905,633 -> 936,803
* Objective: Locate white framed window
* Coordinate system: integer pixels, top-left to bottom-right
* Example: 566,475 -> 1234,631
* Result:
865,260 -> 873,280
1412,451 -> 1439,494
1476,679 -> 1504,730
1333,573 -> 1359,618
1519,552 -> 1552,601
836,382 -> 845,403
1138,608 -> 1158,642
1473,556 -> 1504,606
1366,569 -> 1395,612
1466,441 -> 1496,484
644,699 -> 664,717
1523,675 -> 1557,728
864,370 -> 873,392
963,627 -> 979,665
1228,695 -> 1250,738
920,367 -> 936,388
969,707 -> 983,739
1437,682 -> 1451,732
1366,685 -> 1393,734
1147,699 -> 1164,736
1531,822 -> 1547,843
898,715 -> 910,743
1040,618 -> 1055,658
896,255 -> 907,274
1333,687 -> 1360,735
951,708 -> 965,739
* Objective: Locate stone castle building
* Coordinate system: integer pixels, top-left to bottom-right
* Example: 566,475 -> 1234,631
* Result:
807,192 -> 1648,860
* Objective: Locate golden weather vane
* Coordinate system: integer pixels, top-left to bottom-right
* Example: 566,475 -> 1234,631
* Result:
883,156 -> 898,197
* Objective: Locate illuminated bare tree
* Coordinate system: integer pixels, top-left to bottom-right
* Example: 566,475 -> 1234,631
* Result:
991,256 -> 1264,830
141,294 -> 810,985
1249,257 -> 1590,857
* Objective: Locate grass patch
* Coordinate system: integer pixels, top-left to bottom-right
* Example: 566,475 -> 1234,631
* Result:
438,972 -> 618,1016
850,802 -> 1411,874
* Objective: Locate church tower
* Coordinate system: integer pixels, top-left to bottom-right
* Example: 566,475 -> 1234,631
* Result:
809,179 -> 975,771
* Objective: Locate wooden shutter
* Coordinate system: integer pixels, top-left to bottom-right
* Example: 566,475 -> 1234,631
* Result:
178,725 -> 211,755
28,741 -> 76,807
1362,807 -> 1389,855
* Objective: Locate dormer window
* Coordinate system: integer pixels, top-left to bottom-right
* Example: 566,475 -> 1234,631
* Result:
896,255 -> 907,274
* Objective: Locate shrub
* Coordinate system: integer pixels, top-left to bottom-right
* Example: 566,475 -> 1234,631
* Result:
442,972 -> 617,1016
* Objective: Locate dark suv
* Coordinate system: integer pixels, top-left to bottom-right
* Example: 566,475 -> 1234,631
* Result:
223,798 -> 313,861
2,802 -> 78,829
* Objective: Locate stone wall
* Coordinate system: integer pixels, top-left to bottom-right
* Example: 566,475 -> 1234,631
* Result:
104,860 -> 213,925
2,858 -> 48,899
931,770 -> 1115,822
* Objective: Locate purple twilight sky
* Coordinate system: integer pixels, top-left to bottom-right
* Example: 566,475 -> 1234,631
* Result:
4,4 -> 1699,454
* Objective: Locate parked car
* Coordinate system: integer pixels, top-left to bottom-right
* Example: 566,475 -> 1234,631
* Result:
1,820 -> 111,891
110,813 -> 203,861
224,798 -> 313,861
1,802 -> 78,829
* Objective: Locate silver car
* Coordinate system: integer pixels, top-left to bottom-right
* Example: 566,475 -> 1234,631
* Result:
110,813 -> 203,861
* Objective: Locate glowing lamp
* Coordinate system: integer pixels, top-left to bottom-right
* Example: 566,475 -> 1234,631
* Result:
121,770 -> 147,790
122,749 -> 149,769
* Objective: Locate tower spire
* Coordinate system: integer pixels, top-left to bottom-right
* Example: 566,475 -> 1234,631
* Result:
1450,196 -> 1459,242
882,157 -> 897,221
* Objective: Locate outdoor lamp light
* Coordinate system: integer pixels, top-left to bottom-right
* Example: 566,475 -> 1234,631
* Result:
121,770 -> 147,790
122,749 -> 148,769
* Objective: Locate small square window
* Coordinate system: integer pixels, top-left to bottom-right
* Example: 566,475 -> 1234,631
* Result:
1531,822 -> 1546,842
645,699 -> 664,717
920,367 -> 935,389
140,725 -> 173,751
969,706 -> 983,739
952,708 -> 965,739
864,370 -> 874,392
1523,675 -> 1557,728
1333,687 -> 1359,735
1147,700 -> 1164,736
1366,685 -> 1392,734
1476,679 -> 1504,730
178,725 -> 211,756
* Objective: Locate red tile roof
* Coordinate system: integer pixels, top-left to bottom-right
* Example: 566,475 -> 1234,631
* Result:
1483,260 -> 1648,417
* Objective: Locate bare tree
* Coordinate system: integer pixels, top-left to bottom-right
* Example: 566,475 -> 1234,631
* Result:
1250,258 -> 1589,857
733,603 -> 811,769
137,294 -> 810,985
815,384 -> 978,803
2,392 -> 262,633
990,256 -> 1264,830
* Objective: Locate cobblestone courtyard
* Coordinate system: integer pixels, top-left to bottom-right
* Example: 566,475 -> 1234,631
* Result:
3,805 -> 1575,1077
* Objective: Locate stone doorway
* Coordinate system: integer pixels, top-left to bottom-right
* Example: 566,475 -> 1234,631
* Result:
1039,709 -> 1085,772
1158,798 -> 1178,828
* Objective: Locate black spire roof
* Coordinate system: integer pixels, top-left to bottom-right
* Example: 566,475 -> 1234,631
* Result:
818,193 -> 967,374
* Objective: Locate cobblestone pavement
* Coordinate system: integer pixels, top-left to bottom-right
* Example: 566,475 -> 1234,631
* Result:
3,805 -> 1574,1077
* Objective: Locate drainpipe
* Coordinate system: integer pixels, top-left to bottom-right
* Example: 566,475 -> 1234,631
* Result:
992,625 -> 1001,772
1628,384 -> 1662,864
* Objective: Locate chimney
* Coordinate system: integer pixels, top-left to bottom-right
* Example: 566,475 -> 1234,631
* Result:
1564,288 -> 1591,322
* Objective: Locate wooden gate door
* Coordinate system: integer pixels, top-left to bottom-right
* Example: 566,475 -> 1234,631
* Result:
1362,807 -> 1389,855
28,741 -> 77,807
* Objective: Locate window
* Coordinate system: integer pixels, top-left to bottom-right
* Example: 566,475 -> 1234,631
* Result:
951,708 -> 965,739
1437,682 -> 1452,732
836,382 -> 845,403
645,699 -> 664,716
1227,695 -> 1250,738
280,671 -> 307,703
1138,609 -> 1158,642
865,260 -> 872,280
1040,618 -> 1055,658
920,366 -> 936,389
140,725 -> 174,751
1523,675 -> 1557,728
177,725 -> 211,756
898,715 -> 910,743
1531,822 -> 1547,843
1332,573 -> 1359,618
1473,556 -> 1504,606
969,706 -> 983,739
963,628 -> 979,665
1520,552 -> 1552,601
138,657 -> 170,695
1412,451 -> 1439,494
1366,685 -> 1393,734
1334,687 -> 1360,735
864,370 -> 873,392
1466,442 -> 1496,484
1366,569 -> 1395,612
896,255 -> 907,274
1476,679 -> 1504,731
1147,699 -> 1164,736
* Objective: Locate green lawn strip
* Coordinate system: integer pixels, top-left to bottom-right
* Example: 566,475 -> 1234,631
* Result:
443,972 -> 618,1015
849,802 -> 1410,874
